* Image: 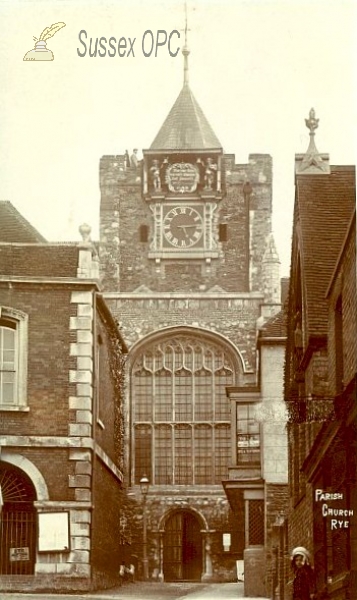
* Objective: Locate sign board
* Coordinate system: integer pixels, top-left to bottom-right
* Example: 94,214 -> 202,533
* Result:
223,532 -> 231,551
10,547 -> 30,561
38,511 -> 70,552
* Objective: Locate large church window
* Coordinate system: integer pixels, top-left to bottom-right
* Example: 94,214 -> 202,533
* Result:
194,369 -> 213,420
195,425 -> 212,483
155,425 -> 172,484
132,334 -> 238,485
215,424 -> 231,482
215,367 -> 232,420
175,369 -> 192,421
133,367 -> 152,421
134,425 -> 152,483
155,369 -> 172,421
175,425 -> 193,484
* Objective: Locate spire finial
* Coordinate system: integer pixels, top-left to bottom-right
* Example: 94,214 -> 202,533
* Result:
181,1 -> 190,86
304,107 -> 320,156
305,107 -> 319,135
295,108 -> 330,174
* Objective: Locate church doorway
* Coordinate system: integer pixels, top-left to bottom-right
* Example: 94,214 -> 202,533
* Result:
163,510 -> 202,581
0,462 -> 37,575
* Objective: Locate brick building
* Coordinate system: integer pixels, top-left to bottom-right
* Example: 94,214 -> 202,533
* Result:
0,202 -> 127,592
99,46 -> 286,591
284,110 -> 356,600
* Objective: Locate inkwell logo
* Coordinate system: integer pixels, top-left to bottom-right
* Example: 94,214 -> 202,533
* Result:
23,22 -> 66,61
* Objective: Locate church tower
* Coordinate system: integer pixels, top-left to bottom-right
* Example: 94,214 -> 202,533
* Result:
99,31 -> 280,584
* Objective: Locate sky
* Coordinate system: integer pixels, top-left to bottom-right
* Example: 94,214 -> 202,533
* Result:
0,0 -> 356,276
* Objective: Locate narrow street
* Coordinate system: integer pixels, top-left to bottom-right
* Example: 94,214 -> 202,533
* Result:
1,581 -> 269,600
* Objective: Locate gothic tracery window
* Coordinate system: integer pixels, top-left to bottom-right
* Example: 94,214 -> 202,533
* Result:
132,334 -> 237,485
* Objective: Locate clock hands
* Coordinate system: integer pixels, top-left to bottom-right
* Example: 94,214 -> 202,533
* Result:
176,224 -> 201,238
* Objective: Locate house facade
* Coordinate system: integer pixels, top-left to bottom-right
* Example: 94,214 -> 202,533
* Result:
0,203 -> 127,592
284,111 -> 356,600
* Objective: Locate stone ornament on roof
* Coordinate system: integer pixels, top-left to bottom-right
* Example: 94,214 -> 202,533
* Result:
295,108 -> 330,175
305,107 -> 319,134
77,223 -> 99,279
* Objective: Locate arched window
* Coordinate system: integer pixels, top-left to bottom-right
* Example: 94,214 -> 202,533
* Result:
131,333 -> 239,485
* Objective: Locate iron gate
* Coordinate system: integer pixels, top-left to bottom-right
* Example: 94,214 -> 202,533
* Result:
0,502 -> 36,574
0,461 -> 37,575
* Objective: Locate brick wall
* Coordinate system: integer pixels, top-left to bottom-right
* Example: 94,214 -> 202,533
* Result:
91,459 -> 124,589
2,447 -> 73,500
94,316 -> 117,461
106,296 -> 262,378
265,484 -> 289,597
287,482 -> 315,595
0,284 -> 74,436
304,349 -> 329,397
327,217 -> 356,395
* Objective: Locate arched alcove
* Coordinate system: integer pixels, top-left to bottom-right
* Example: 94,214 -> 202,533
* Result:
0,460 -> 38,575
163,509 -> 204,582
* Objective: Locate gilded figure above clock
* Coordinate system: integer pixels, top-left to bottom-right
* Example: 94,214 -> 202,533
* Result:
163,205 -> 204,248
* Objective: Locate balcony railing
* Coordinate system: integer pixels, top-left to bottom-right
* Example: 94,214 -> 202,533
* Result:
287,397 -> 335,423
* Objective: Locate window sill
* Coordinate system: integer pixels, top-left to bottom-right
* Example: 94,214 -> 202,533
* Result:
0,405 -> 29,412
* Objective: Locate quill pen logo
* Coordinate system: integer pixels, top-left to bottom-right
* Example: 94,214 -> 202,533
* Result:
23,22 -> 66,61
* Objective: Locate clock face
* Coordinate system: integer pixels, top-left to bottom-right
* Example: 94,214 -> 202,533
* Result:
163,206 -> 203,248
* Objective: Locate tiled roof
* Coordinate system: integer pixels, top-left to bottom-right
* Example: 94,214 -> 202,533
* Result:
260,310 -> 287,338
296,165 -> 355,336
0,201 -> 46,243
0,244 -> 79,278
150,84 -> 222,150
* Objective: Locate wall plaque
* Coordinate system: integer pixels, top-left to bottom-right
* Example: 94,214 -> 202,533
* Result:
10,547 -> 30,562
166,162 -> 200,193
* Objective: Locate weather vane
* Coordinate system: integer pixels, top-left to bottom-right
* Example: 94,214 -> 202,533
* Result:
181,1 -> 191,85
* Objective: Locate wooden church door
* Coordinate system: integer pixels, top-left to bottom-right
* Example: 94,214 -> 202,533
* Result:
163,511 -> 202,581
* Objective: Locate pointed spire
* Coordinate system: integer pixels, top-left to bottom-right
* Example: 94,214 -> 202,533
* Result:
149,1 -> 222,150
182,1 -> 190,86
295,108 -> 330,174
263,232 -> 280,264
262,232 -> 281,305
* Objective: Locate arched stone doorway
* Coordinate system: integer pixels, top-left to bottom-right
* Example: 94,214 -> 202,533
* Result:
163,510 -> 203,582
0,461 -> 37,575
